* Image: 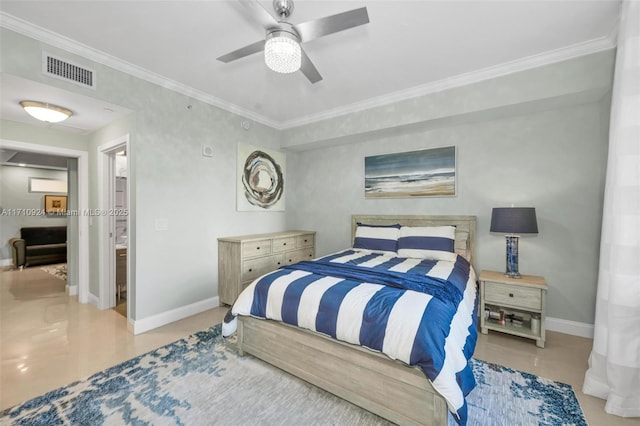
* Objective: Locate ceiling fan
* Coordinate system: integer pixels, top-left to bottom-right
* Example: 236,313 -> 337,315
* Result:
217,0 -> 370,83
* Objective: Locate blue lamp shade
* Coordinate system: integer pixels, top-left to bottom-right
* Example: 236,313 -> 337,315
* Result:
490,207 -> 538,278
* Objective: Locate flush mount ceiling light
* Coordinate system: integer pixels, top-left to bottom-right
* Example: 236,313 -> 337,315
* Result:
20,100 -> 73,123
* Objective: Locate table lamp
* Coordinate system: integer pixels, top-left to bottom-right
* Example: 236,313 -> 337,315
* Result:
490,207 -> 538,278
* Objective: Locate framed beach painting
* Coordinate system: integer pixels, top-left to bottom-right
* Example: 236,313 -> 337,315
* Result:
237,143 -> 286,211
365,146 -> 456,198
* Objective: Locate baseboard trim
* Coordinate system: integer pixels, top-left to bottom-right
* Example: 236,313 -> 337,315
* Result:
66,284 -> 78,296
87,292 -> 100,308
131,297 -> 220,335
546,316 -> 594,338
0,258 -> 13,267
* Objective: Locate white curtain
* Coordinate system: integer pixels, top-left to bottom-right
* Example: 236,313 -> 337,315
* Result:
582,0 -> 640,418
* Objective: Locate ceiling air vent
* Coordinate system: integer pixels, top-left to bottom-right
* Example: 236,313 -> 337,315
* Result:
43,53 -> 96,89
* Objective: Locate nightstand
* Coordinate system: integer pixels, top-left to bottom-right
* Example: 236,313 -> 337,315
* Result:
479,270 -> 547,348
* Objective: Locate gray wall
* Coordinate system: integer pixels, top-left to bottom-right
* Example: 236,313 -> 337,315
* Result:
285,103 -> 608,325
2,28 -> 285,321
0,165 -> 68,260
1,26 -> 613,327
284,51 -> 614,326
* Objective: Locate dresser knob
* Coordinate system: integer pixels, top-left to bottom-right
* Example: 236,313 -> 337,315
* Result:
257,247 -> 260,250
249,268 -> 252,272
509,293 -> 514,297
283,242 -> 287,246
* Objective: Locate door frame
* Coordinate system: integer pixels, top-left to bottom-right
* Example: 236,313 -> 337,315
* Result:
0,139 -> 89,303
97,134 -> 129,312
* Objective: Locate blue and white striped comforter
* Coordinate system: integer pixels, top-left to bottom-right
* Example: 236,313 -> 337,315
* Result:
227,249 -> 478,425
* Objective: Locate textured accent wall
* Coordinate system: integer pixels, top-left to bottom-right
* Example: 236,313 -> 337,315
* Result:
285,53 -> 613,326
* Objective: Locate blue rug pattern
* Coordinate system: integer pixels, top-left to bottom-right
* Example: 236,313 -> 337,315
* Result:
1,325 -> 587,426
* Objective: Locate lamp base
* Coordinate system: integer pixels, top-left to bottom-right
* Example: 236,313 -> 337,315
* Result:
505,235 -> 521,278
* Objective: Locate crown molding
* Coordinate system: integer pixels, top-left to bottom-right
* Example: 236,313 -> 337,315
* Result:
2,11 -> 617,131
280,35 -> 616,129
0,12 -> 280,129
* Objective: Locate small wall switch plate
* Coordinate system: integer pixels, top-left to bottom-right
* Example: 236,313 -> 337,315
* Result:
202,145 -> 214,157
155,218 -> 169,231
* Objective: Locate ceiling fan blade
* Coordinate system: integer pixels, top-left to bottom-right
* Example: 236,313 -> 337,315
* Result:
294,7 -> 369,42
299,48 -> 322,84
217,39 -> 266,63
238,0 -> 279,29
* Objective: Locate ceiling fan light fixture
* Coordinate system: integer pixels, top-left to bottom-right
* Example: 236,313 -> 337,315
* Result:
264,31 -> 301,74
20,100 -> 73,123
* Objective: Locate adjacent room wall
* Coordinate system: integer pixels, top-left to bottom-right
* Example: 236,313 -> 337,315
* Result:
0,165 -> 67,261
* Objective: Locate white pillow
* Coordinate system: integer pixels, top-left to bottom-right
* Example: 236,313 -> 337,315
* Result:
353,223 -> 400,255
397,226 -> 457,261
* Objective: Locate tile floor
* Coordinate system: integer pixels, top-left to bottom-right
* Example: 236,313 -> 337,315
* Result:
1,266 -> 638,425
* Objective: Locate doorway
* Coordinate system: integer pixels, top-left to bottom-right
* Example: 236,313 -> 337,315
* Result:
0,139 -> 89,302
97,135 -> 130,317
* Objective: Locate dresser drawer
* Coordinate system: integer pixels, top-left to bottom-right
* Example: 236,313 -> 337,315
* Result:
272,237 -> 296,253
242,239 -> 272,258
242,255 -> 283,281
284,248 -> 315,265
485,282 -> 542,311
296,234 -> 314,248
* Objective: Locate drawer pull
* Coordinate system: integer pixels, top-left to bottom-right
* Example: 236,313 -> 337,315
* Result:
304,239 -> 308,242
283,242 -> 287,246
509,293 -> 514,298
257,247 -> 260,250
248,268 -> 253,272
277,262 -> 281,265
289,259 -> 292,262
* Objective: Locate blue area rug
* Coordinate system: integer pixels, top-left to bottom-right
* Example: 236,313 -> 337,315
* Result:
1,325 -> 586,426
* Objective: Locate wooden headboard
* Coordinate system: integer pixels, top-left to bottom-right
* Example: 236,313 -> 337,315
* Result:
351,214 -> 477,268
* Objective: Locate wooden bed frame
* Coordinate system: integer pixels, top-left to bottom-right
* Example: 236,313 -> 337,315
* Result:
237,215 -> 476,426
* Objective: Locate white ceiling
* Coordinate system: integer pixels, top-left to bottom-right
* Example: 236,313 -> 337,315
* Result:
1,74 -> 131,134
0,1 -> 620,131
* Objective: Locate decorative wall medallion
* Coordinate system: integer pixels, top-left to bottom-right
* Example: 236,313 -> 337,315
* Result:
237,143 -> 285,211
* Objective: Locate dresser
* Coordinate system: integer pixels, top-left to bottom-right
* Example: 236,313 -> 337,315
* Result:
479,270 -> 547,348
218,230 -> 316,306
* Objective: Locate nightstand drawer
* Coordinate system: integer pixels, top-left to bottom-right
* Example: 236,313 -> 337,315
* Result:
485,282 -> 542,310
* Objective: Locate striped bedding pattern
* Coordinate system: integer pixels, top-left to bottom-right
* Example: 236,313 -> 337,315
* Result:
228,249 -> 478,425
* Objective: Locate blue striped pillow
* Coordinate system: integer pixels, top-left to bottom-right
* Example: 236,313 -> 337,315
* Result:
397,226 -> 457,261
353,223 -> 400,255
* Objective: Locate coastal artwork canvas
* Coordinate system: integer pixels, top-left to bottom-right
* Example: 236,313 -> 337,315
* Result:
237,143 -> 286,211
365,146 -> 456,198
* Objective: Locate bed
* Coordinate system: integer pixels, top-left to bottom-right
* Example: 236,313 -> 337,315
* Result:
223,215 -> 478,426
